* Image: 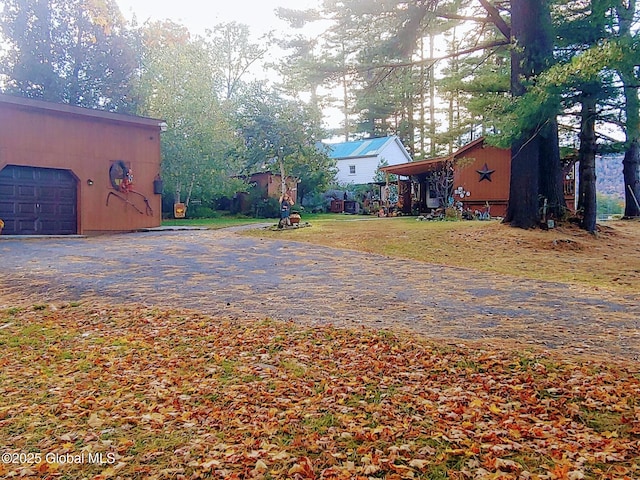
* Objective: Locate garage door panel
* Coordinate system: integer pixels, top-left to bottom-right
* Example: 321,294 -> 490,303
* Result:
17,202 -> 37,214
39,220 -> 59,234
17,185 -> 37,197
40,219 -> 75,234
17,220 -> 36,233
56,176 -> 75,187
40,204 -> 56,215
39,186 -> 58,199
13,171 -> 35,183
59,189 -> 76,200
58,204 -> 76,215
0,184 -> 15,196
0,201 -> 14,215
42,202 -> 75,216
37,169 -> 54,180
0,165 -> 77,235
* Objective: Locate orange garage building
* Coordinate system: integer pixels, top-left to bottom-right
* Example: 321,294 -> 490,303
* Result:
0,94 -> 164,235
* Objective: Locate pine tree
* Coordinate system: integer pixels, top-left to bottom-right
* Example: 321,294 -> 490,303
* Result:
503,0 -> 566,228
614,1 -> 640,218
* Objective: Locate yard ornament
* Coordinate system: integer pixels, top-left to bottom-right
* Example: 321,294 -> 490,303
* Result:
106,160 -> 153,215
476,163 -> 495,182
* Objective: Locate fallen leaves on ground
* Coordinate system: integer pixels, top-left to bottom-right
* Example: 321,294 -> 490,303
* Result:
1,303 -> 638,479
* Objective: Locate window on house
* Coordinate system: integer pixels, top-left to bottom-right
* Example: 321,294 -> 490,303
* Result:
349,165 -> 356,175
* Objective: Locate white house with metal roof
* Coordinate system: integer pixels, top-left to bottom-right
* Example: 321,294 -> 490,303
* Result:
324,136 -> 412,185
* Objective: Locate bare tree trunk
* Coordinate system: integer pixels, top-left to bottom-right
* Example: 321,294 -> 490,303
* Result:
185,173 -> 195,207
623,141 -> 640,218
69,13 -> 84,106
619,69 -> 640,218
279,156 -> 287,197
429,34 -> 436,157
616,0 -> 640,218
419,36 -> 426,157
538,118 -> 567,219
578,92 -> 598,232
341,42 -> 350,142
506,136 -> 541,228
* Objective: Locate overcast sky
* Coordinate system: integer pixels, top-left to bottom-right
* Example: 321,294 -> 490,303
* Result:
115,0 -> 320,36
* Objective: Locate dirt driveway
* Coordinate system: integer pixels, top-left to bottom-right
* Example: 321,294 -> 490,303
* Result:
1,226 -> 638,361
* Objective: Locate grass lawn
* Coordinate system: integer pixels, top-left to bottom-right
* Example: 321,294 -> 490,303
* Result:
243,216 -> 640,293
161,216 -> 272,229
161,213 -> 356,229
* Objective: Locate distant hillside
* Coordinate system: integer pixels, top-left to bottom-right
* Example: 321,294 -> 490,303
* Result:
596,154 -> 625,199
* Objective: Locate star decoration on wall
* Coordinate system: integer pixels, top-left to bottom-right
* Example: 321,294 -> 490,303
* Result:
476,163 -> 495,182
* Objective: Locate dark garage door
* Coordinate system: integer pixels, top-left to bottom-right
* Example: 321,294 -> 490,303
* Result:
0,165 -> 77,235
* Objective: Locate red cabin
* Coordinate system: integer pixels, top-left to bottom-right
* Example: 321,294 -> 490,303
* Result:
380,137 -> 575,217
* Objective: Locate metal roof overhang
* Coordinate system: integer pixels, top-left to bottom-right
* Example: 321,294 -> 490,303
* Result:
379,157 -> 447,176
379,138 -> 489,177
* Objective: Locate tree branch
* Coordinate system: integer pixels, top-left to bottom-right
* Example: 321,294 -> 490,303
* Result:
477,0 -> 511,39
438,13 -> 496,23
360,39 -> 510,72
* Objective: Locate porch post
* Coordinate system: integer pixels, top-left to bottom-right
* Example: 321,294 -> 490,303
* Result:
419,174 -> 427,212
385,172 -> 390,211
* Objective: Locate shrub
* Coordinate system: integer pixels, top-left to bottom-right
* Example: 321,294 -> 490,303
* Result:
189,206 -> 219,218
253,197 -> 280,218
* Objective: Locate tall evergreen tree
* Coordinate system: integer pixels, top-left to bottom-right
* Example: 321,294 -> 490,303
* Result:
277,0 -> 448,144
498,0 -> 566,228
553,0 -> 622,232
614,0 -> 640,218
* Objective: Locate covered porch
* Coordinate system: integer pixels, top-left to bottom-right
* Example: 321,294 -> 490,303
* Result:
380,157 -> 451,215
381,138 -> 512,218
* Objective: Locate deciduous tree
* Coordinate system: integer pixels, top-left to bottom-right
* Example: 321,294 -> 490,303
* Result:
134,20 -> 243,209
234,82 -> 334,203
206,22 -> 270,101
0,0 -> 136,111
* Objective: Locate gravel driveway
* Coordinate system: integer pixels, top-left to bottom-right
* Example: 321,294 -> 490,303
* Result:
1,227 -> 638,361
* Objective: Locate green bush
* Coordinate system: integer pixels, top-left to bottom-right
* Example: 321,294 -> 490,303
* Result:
302,193 -> 327,213
253,197 -> 280,218
189,206 -> 220,219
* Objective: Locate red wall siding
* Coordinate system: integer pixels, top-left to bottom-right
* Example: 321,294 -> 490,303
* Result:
250,172 -> 298,204
453,143 -> 511,216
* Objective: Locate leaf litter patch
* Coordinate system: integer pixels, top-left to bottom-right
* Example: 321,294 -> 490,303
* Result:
0,302 -> 638,479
